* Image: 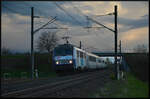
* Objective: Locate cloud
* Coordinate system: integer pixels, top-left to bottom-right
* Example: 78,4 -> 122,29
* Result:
121,1 -> 148,19
73,1 -> 128,17
120,27 -> 148,41
2,1 -> 148,28
2,13 -> 31,52
118,15 -> 148,29
120,27 -> 149,50
1,1 -> 149,53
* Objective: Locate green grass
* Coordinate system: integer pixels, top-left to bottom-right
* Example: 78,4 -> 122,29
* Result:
1,54 -> 57,79
1,54 -> 29,58
1,64 -> 57,79
1,69 -> 29,78
1,70 -> 57,79
124,73 -> 149,97
91,72 -> 149,98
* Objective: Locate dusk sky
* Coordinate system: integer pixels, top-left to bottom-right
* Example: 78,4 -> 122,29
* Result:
1,1 -> 149,53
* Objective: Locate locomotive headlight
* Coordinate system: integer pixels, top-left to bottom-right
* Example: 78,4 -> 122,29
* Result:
56,61 -> 59,64
69,60 -> 72,64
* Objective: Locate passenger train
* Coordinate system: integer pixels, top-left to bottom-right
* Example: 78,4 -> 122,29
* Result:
52,43 -> 107,72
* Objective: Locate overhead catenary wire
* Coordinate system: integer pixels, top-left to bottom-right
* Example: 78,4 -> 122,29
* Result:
26,3 -> 70,37
56,3 -> 115,53
34,16 -> 57,34
24,2 -> 59,25
24,2 -> 67,32
31,5 -> 70,42
67,3 -> 107,34
53,3 -> 105,48
67,3 -> 115,52
53,2 -> 83,26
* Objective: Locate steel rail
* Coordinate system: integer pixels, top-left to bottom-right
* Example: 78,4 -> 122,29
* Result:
1,70 -> 96,88
19,71 -> 109,97
1,70 -> 104,97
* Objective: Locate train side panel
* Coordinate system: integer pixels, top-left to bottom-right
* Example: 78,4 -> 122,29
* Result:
86,54 -> 97,69
74,47 -> 86,70
74,47 -> 107,70
96,58 -> 105,69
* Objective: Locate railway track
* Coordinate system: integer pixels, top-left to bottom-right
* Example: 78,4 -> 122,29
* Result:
1,70 -> 100,94
1,69 -> 111,98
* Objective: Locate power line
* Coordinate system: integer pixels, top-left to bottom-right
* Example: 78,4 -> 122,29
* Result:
34,16 -> 57,34
67,3 -> 106,33
33,4 -> 68,29
87,17 -> 115,32
24,2 -> 54,19
23,2 -> 66,30
30,4 -> 67,30
54,2 -> 83,26
59,3 -> 116,54
66,2 -> 87,18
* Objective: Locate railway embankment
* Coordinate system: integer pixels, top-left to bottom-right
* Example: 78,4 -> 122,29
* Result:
92,72 -> 149,98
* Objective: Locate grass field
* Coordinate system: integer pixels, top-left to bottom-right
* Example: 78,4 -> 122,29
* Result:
1,68 -> 57,79
1,54 -> 57,79
91,72 -> 149,98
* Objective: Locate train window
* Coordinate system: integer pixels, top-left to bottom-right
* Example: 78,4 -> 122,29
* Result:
89,56 -> 91,61
89,56 -> 96,62
93,57 -> 96,62
94,57 -> 96,62
54,44 -> 73,56
99,60 -> 101,63
77,51 -> 80,57
80,52 -> 83,58
84,53 -> 86,58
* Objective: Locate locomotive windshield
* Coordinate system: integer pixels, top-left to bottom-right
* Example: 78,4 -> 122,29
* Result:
54,44 -> 73,56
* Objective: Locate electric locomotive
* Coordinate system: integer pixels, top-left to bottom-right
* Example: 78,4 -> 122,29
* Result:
52,43 -> 107,72
52,44 -> 74,71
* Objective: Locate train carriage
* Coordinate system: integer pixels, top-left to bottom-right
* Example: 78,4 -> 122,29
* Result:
73,47 -> 87,70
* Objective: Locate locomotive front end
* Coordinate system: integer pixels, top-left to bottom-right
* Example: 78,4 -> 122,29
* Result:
53,44 -> 74,71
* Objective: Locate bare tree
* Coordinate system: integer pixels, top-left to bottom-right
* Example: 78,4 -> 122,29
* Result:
133,44 -> 148,53
36,31 -> 59,54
